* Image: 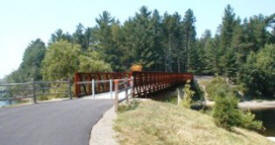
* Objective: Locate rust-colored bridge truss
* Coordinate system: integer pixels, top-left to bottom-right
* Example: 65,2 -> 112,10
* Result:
74,72 -> 193,98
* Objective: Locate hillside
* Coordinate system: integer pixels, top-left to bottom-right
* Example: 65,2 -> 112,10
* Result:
114,100 -> 274,145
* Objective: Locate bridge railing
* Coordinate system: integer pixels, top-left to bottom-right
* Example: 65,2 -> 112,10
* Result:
131,72 -> 193,97
113,77 -> 134,112
74,71 -> 193,98
74,72 -> 131,97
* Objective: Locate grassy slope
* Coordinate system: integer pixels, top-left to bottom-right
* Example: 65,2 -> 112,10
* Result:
114,100 -> 274,145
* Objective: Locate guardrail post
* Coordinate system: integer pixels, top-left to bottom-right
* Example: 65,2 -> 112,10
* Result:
32,81 -> 37,104
124,78 -> 129,103
68,79 -> 72,100
74,73 -> 80,97
114,79 -> 119,112
92,79 -> 95,99
130,76 -> 134,98
110,79 -> 113,99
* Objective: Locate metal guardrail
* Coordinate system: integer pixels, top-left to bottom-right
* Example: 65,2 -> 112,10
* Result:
74,77 -> 134,112
113,78 -> 134,112
0,77 -> 133,109
74,78 -> 133,98
0,80 -> 73,106
74,72 -> 131,97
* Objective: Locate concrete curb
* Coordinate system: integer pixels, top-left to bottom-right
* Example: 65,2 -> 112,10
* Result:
89,106 -> 118,145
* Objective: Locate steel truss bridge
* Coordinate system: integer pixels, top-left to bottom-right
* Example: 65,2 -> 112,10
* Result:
74,71 -> 193,98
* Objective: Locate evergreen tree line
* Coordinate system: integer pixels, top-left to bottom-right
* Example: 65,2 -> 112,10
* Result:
48,6 -> 198,72
5,5 -> 275,98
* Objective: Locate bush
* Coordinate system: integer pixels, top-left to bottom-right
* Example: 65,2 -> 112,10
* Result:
213,96 -> 241,129
209,77 -> 263,131
205,76 -> 241,100
180,80 -> 195,108
238,44 -> 275,98
240,111 -> 263,131
212,92 -> 263,131
191,79 -> 205,101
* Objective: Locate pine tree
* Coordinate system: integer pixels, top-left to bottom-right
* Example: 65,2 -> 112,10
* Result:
151,10 -> 165,71
162,12 -> 184,72
218,5 -> 237,75
220,5 -> 236,49
173,12 -> 184,72
196,30 -> 212,74
49,29 -> 73,45
73,23 -> 87,51
122,6 -> 159,70
7,39 -> 46,82
162,13 -> 174,72
204,36 -> 220,74
94,11 -> 123,71
182,9 -> 196,72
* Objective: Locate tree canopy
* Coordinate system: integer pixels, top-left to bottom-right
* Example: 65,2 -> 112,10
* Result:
42,40 -> 81,80
7,39 -> 46,82
5,5 -> 275,98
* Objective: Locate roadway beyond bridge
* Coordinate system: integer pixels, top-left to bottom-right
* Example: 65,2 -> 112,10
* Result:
0,98 -> 112,145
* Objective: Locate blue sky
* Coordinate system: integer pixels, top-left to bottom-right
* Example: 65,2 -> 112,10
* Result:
0,0 -> 274,79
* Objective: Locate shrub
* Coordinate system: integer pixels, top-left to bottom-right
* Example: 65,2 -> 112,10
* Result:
191,79 -> 205,101
206,76 -> 241,100
180,80 -> 195,108
205,77 -> 230,100
213,96 -> 241,129
209,77 -> 263,131
238,44 -> 275,98
240,111 -> 263,131
212,92 -> 263,131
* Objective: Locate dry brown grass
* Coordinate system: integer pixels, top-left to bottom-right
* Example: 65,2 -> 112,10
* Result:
114,100 -> 274,145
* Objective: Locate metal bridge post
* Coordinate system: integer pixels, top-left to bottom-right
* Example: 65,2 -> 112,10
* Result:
130,76 -> 134,98
114,79 -> 119,112
110,79 -> 113,99
124,78 -> 129,103
92,79 -> 95,99
74,73 -> 80,97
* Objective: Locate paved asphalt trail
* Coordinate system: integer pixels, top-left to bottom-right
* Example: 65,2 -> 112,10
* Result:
0,99 -> 113,145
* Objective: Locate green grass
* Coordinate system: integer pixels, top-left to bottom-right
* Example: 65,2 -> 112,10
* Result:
114,100 -> 274,145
